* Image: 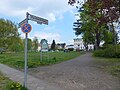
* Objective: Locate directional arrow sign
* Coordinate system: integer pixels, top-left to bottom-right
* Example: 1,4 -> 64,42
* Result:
18,13 -> 48,28
18,19 -> 27,28
28,14 -> 48,25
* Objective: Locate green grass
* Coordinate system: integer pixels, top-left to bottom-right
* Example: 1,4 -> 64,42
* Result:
0,72 -> 28,90
0,72 -> 11,90
94,57 -> 120,78
0,51 -> 82,69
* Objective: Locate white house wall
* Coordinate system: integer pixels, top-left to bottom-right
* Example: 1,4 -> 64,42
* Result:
73,38 -> 94,51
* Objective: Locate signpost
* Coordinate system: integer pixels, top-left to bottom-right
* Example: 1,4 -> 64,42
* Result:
40,39 -> 49,62
18,12 -> 48,28
40,39 -> 49,52
18,12 -> 48,88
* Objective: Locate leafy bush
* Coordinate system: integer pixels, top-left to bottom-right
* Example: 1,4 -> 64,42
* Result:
93,45 -> 120,58
6,82 -> 28,90
109,66 -> 120,77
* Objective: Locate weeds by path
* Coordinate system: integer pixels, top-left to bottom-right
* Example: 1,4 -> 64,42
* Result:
94,57 -> 120,78
0,72 -> 11,90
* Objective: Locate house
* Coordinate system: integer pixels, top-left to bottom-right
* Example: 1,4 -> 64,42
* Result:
56,43 -> 66,50
73,38 -> 94,51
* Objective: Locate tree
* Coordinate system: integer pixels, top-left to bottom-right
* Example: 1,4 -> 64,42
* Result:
23,38 -> 32,51
9,37 -> 24,52
0,18 -> 22,51
51,40 -> 56,51
103,30 -> 113,45
69,0 -> 120,49
98,0 -> 119,45
28,38 -> 32,51
73,2 -> 107,49
33,37 -> 38,52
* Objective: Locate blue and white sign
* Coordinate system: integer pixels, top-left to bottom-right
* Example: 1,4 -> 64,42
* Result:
40,39 -> 49,52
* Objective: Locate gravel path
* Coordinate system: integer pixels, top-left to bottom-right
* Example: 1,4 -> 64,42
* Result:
28,52 -> 120,90
0,64 -> 62,90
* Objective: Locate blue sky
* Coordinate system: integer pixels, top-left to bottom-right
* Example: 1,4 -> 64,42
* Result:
0,0 -> 83,44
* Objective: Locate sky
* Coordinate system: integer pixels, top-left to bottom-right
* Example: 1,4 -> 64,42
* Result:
0,0 -> 83,45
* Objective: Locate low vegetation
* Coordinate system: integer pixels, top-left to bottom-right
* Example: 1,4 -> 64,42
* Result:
0,51 -> 82,69
94,57 -> 120,78
93,45 -> 120,78
6,82 -> 28,90
93,45 -> 120,58
0,72 -> 28,90
0,72 -> 11,90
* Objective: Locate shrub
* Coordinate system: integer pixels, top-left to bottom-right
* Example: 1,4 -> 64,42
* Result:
93,45 -> 120,58
68,48 -> 74,51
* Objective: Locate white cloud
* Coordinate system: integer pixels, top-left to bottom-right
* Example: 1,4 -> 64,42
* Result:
44,26 -> 55,31
58,14 -> 64,20
0,0 -> 73,22
1,0 -> 76,45
47,13 -> 56,22
29,32 -> 61,44
20,31 -> 61,44
68,39 -> 74,45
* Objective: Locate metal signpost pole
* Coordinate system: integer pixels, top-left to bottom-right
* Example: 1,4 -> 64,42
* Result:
24,12 -> 29,88
19,12 -> 48,88
40,50 -> 42,62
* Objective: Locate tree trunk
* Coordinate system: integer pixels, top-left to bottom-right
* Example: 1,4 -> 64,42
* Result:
95,31 -> 100,50
84,43 -> 88,51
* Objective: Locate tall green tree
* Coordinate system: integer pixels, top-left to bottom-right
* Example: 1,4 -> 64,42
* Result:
0,18 -> 22,51
28,38 -> 32,51
73,2 -> 106,49
51,40 -> 56,51
69,0 -> 120,49
33,37 -> 38,52
9,37 -> 24,52
23,38 -> 32,51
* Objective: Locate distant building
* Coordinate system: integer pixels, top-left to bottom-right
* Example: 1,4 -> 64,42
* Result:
37,43 -> 41,51
74,38 -> 85,50
48,44 -> 51,49
56,43 -> 66,50
73,38 -> 94,51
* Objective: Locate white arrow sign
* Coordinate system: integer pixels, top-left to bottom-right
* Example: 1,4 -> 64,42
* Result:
18,12 -> 48,28
28,13 -> 48,25
18,19 -> 27,28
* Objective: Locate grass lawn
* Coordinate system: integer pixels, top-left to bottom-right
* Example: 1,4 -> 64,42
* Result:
0,72 -> 11,90
94,57 -> 120,78
0,51 -> 82,69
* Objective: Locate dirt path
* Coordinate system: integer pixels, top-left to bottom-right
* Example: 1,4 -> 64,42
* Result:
28,52 -> 120,90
